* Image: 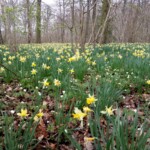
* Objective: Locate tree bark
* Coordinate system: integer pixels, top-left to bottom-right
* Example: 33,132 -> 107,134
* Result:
92,0 -> 97,48
100,0 -> 111,44
26,0 -> 32,43
36,0 -> 41,43
83,0 -> 91,46
70,0 -> 75,51
0,24 -> 4,44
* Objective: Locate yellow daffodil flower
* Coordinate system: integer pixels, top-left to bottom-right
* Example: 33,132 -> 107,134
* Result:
58,68 -> 63,73
83,106 -> 93,113
72,107 -> 86,121
70,69 -> 74,74
0,67 -> 5,73
68,56 -> 76,62
146,80 -> 150,85
42,63 -> 47,69
31,62 -> 36,67
31,69 -> 37,75
34,109 -> 44,122
42,79 -> 50,88
101,106 -> 114,116
84,137 -> 95,142
17,109 -> 29,118
54,79 -> 61,87
19,56 -> 26,63
86,94 -> 97,105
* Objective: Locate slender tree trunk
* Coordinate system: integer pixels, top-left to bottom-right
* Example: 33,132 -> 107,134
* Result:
100,0 -> 110,44
36,0 -> 41,43
92,0 -> 97,48
83,0 -> 90,45
27,0 -> 32,43
79,0 -> 84,50
0,24 -> 4,44
70,0 -> 75,51
62,0 -> 65,42
1,4 -> 7,43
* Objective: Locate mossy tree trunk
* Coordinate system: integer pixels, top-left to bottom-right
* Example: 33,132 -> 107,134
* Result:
36,0 -> 41,43
26,0 -> 32,43
100,0 -> 111,44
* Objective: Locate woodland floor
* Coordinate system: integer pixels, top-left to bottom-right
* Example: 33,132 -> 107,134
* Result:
0,80 -> 150,150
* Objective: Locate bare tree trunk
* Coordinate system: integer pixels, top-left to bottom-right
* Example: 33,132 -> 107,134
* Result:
26,0 -> 32,43
92,0 -> 97,48
70,0 -> 75,51
79,0 -> 84,50
1,4 -> 7,43
59,0 -> 65,43
36,0 -> 41,43
11,0 -> 18,52
62,0 -> 65,42
83,0 -> 91,48
0,24 -> 4,44
100,0 -> 111,44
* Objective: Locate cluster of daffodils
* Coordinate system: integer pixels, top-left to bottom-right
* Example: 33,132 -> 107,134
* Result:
41,78 -> 61,88
72,94 -> 115,142
72,94 -> 96,128
30,62 -> 51,75
132,50 -> 145,58
73,94 -> 115,127
68,50 -> 81,62
17,108 -> 43,122
42,63 -> 50,70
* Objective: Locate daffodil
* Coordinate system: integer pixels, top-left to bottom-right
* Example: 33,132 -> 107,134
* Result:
70,69 -> 74,74
73,108 -> 84,119
46,66 -> 50,70
47,57 -> 50,60
146,80 -> 150,85
118,54 -> 122,59
36,109 -> 44,118
17,109 -> 29,118
68,56 -> 76,62
31,62 -> 36,67
34,109 -> 43,122
31,69 -> 37,75
19,56 -> 26,62
8,61 -> 12,65
101,106 -> 114,116
42,63 -> 47,69
84,137 -> 95,142
92,61 -> 96,66
0,67 -> 5,73
86,94 -> 97,105
83,106 -> 93,113
72,107 -> 86,128
58,68 -> 63,73
42,79 -> 50,88
54,79 -> 61,87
